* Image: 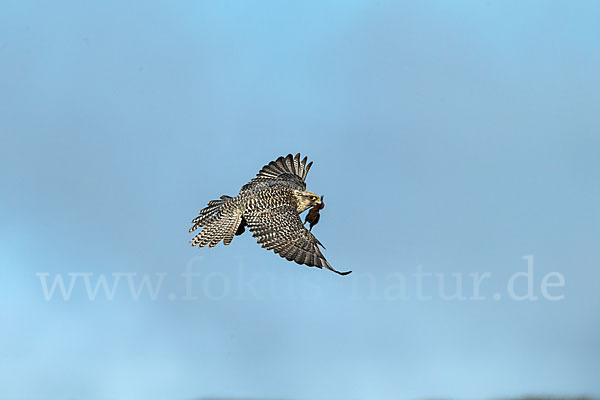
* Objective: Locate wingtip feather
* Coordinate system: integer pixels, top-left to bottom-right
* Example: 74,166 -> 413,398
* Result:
303,161 -> 313,180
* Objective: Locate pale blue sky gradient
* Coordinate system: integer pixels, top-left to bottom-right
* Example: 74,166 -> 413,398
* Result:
1,1 -> 599,399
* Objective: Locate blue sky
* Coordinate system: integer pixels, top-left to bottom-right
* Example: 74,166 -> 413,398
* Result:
1,1 -> 599,399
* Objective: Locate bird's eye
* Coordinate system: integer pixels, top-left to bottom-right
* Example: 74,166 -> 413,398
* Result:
311,196 -> 317,200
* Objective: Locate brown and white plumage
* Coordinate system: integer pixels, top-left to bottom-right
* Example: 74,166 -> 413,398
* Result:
189,154 -> 351,276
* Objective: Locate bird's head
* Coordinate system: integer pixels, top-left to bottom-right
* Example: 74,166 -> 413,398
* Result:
295,190 -> 322,213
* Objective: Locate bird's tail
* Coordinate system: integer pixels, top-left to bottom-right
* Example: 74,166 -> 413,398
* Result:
189,195 -> 243,248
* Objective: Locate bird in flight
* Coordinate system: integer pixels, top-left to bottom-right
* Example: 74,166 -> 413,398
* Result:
189,154 -> 351,275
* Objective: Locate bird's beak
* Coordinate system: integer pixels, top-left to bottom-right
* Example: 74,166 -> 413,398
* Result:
316,198 -> 322,204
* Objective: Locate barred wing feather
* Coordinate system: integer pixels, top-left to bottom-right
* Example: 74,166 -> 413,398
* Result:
242,153 -> 312,192
245,204 -> 351,276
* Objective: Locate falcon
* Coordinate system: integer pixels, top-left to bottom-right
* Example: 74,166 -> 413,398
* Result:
189,154 -> 351,275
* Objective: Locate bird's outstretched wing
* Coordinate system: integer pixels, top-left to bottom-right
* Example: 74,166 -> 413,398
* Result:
241,153 -> 312,192
245,203 -> 351,276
